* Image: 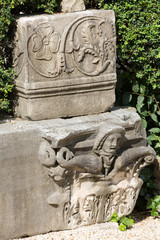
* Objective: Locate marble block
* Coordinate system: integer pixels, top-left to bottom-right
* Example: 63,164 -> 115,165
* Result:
13,10 -> 116,120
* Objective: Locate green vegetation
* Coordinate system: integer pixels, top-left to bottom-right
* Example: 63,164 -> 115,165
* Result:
98,0 -> 160,156
85,0 -> 160,156
147,195 -> 160,217
0,67 -> 15,113
110,212 -> 134,231
136,165 -> 160,216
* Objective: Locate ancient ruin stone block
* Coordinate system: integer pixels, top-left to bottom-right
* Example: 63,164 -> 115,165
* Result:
0,108 -> 156,239
13,10 -> 116,120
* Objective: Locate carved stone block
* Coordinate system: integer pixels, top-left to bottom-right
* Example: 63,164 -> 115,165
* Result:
13,10 -> 116,120
0,108 -> 156,239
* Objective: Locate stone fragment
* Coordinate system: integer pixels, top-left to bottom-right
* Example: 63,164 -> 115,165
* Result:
0,108 -> 156,239
61,0 -> 85,13
13,10 -> 116,120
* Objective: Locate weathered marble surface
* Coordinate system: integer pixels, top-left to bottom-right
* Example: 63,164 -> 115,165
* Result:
13,10 -> 116,120
61,0 -> 85,13
0,108 -> 156,239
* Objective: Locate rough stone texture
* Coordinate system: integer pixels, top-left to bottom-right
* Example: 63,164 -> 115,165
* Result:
13,10 -> 116,120
61,0 -> 85,13
0,108 -> 156,239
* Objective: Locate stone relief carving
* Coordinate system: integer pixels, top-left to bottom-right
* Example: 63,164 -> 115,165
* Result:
28,22 -> 62,77
32,23 -> 61,61
39,123 -> 156,228
26,16 -> 115,78
65,17 -> 116,76
13,11 -> 117,121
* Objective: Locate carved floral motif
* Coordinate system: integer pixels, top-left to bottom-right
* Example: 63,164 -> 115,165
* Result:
32,23 -> 61,61
26,16 -> 116,78
70,19 -> 116,76
28,22 -> 62,77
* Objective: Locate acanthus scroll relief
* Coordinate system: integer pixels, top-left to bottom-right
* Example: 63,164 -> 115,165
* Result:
65,17 -> 116,76
24,16 -> 116,78
39,123 -> 156,228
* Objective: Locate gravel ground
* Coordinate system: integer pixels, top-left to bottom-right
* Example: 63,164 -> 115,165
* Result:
14,213 -> 160,240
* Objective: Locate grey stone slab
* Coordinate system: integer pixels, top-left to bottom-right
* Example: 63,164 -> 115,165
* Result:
0,129 -> 61,239
13,10 -> 116,120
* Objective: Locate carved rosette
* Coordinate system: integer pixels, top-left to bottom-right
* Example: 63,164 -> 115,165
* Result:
26,16 -> 116,78
27,22 -> 61,77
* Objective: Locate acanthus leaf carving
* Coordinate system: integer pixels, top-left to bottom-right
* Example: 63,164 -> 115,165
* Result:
26,16 -> 116,78
68,17 -> 116,76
